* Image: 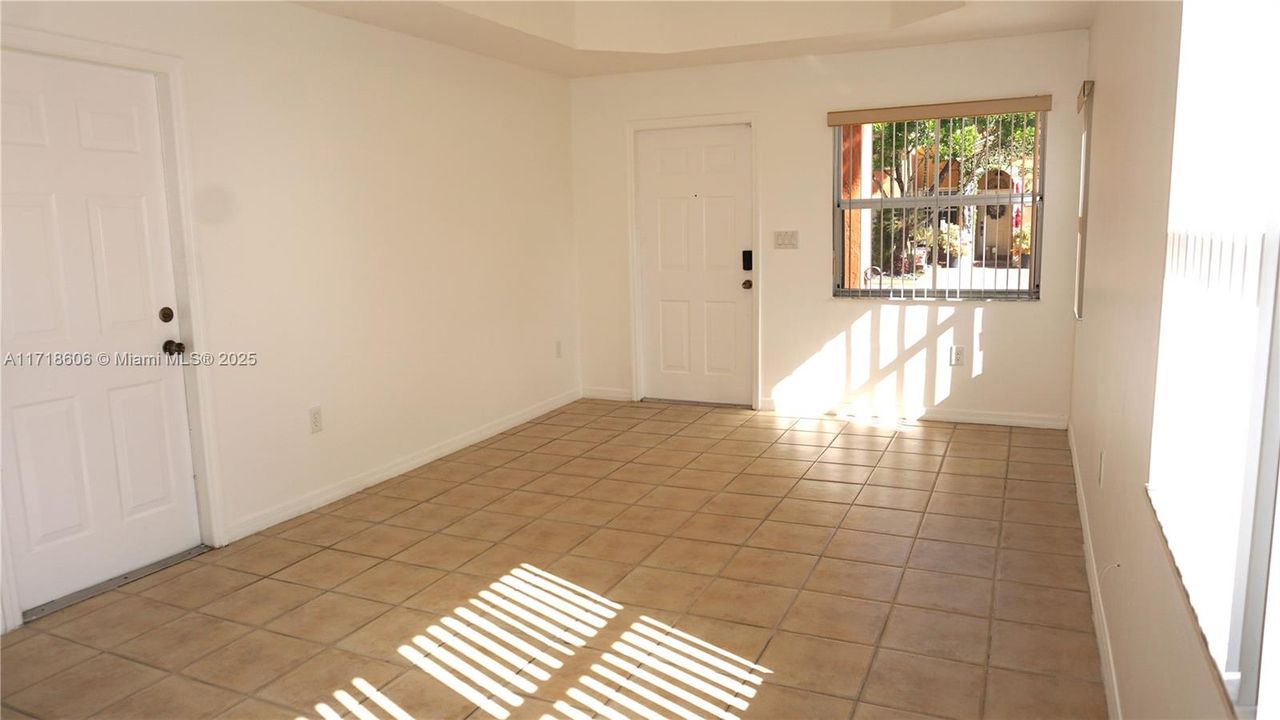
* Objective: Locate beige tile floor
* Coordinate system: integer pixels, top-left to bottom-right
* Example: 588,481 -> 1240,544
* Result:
0,399 -> 1106,720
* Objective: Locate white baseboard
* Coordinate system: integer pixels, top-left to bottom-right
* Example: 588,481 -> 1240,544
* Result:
223,387 -> 583,542
1069,422 -> 1123,719
581,386 -> 635,402
920,407 -> 1068,429
757,398 -> 1066,429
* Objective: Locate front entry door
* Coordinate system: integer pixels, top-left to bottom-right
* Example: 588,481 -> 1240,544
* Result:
2,50 -> 200,610
636,124 -> 754,405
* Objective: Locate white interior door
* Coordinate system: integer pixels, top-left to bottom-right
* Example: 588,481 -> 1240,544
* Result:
2,50 -> 200,610
637,124 -> 754,405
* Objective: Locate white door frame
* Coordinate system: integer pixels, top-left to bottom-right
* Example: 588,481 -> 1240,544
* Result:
626,114 -> 761,408
1,27 -> 226,630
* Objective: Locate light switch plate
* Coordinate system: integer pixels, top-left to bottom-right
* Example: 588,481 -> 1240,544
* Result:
774,230 -> 799,249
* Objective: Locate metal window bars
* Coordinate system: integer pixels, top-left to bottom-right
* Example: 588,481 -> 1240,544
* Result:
833,111 -> 1046,300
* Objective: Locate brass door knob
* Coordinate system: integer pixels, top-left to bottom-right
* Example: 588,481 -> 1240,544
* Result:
742,279 -> 753,289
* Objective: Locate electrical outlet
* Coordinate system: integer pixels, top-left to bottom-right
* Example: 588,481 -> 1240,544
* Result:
949,346 -> 966,367
555,340 -> 562,359
309,406 -> 323,434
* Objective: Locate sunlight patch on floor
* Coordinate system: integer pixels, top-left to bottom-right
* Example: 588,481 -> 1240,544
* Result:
304,564 -> 770,720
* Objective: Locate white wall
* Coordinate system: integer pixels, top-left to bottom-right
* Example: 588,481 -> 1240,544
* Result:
1068,3 -> 1236,717
571,31 -> 1086,427
1,2 -> 579,541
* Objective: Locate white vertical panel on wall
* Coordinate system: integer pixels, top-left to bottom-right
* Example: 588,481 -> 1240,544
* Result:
1147,231 -> 1278,674
1146,0 -> 1280,709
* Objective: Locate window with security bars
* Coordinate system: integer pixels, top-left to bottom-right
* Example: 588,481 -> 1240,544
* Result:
831,96 -> 1050,299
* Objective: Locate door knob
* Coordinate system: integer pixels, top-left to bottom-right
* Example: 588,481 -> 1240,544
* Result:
163,339 -> 185,355
742,279 -> 753,289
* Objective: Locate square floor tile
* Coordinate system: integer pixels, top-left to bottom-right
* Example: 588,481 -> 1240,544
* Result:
542,498 -> 629,526
825,530 -> 912,566
97,675 -> 240,720
201,579 -> 323,626
984,668 -> 1107,720
256,648 -> 401,713
384,503 -> 474,531
335,606 -> 439,663
896,569 -> 993,617
854,486 -> 930,513
935,474 -> 1005,498
271,549 -> 380,589
570,527 -> 663,563
841,506 -> 921,537
332,524 -> 430,557
860,649 -> 983,720
721,547 -> 817,588
1000,522 -> 1084,556
867,467 -> 937,491
674,513 -> 760,544
505,518 -> 597,552
334,561 -> 445,604
689,578 -> 796,627
805,558 -> 902,602
546,556 -> 632,595
115,613 -> 252,671
457,543 -> 559,577
440,510 -> 532,542
1004,499 -> 1081,528
637,486 -> 714,511
329,495 -> 417,522
725,475 -> 798,496
642,538 -> 738,575
403,573 -> 492,614
994,580 -> 1093,631
701,492 -> 780,518
907,539 -> 996,578
392,534 -> 493,570
758,632 -> 872,698
607,506 -> 694,534
142,565 -> 259,609
918,514 -> 999,547
997,549 -> 1088,590
485,491 -> 566,518
183,630 -> 322,693
671,615 -> 774,661
265,593 -> 391,644
0,633 -> 100,693
780,591 -> 888,644
278,516 -> 373,548
608,567 -> 711,612
768,498 -> 848,527
747,521 -> 834,554
578,479 -> 656,504
804,463 -> 873,484
990,620 -> 1101,681
879,605 -> 989,664
51,595 -> 185,649
8,654 -> 165,719
788,479 -> 860,503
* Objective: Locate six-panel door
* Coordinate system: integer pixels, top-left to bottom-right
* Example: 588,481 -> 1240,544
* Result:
2,50 -> 200,609
637,124 -> 754,405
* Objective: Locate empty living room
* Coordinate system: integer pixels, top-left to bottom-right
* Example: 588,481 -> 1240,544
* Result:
1,1 -> 1277,719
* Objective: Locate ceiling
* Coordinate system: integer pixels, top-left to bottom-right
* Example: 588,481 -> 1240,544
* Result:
302,1 -> 1097,77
